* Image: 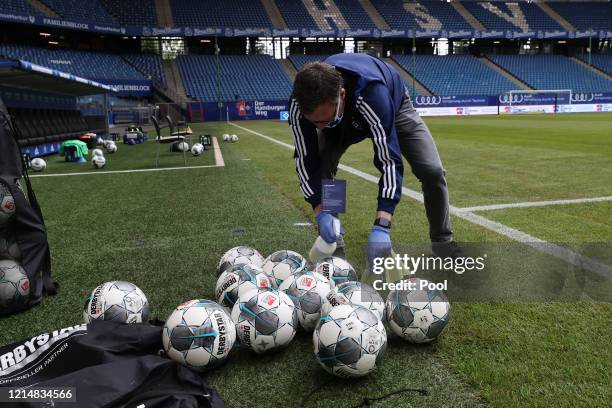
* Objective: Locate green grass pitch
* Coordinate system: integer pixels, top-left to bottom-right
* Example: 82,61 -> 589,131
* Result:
1,113 -> 610,407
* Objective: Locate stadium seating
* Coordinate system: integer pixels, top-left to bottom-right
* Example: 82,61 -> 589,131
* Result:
123,53 -> 166,87
176,54 -> 293,102
278,0 -> 379,30
170,0 -> 272,28
461,1 -> 563,32
487,55 -> 612,92
99,0 -> 158,27
288,54 -> 330,71
0,44 -> 145,82
575,54 -> 612,77
547,2 -> 612,31
1,0 -> 43,16
392,54 -> 517,95
40,0 -> 117,26
372,0 -> 472,31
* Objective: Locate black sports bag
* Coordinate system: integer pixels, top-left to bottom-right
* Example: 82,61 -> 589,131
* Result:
0,320 -> 225,407
0,96 -> 58,314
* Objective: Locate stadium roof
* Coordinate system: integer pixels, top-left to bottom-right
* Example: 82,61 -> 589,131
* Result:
0,59 -> 114,96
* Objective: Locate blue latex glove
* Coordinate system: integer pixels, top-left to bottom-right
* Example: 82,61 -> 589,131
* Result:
367,226 -> 392,269
316,212 -> 341,244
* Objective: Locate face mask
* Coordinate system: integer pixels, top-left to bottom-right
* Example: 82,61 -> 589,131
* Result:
325,91 -> 343,129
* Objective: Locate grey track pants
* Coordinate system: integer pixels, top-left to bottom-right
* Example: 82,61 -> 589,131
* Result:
318,97 -> 453,243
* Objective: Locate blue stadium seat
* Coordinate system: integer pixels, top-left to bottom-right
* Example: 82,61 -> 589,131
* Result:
487,55 -> 612,93
288,54 -> 330,70
276,0 -> 317,29
170,0 -> 272,28
40,0 -> 118,25
177,55 -> 293,102
278,0 -> 378,30
392,54 -> 517,95
99,0 -> 158,27
0,0 -> 43,16
548,2 -> 612,31
123,54 -> 166,86
0,44 -> 145,82
372,0 -> 472,31
462,1 -> 563,32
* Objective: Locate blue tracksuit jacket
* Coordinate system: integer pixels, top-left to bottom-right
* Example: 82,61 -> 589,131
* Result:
289,53 -> 406,214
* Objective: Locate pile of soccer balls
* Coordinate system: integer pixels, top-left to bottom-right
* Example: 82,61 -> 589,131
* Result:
0,184 -> 29,314
222,133 -> 238,143
81,246 -> 451,378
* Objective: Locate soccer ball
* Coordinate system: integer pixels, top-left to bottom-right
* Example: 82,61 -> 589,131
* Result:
217,246 -> 265,276
215,264 -> 274,308
91,155 -> 106,169
231,288 -> 297,353
320,289 -> 351,317
278,271 -> 332,331
30,158 -> 46,172
92,148 -> 104,157
222,134 -> 230,142
0,183 -> 16,229
313,304 -> 387,378
336,281 -> 385,320
314,257 -> 358,287
231,134 -> 238,143
177,142 -> 190,152
385,278 -> 451,343
83,281 -> 150,323
191,143 -> 204,156
105,143 -> 117,153
0,235 -> 21,261
262,250 -> 308,287
0,260 -> 29,313
163,299 -> 236,371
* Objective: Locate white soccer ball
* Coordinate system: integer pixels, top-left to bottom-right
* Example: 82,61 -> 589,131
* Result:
30,158 -> 46,172
83,281 -> 150,324
91,155 -> 106,169
222,134 -> 230,142
0,259 -> 29,314
0,183 -> 16,229
320,289 -> 351,317
231,134 -> 238,143
163,299 -> 236,371
178,142 -> 190,152
92,148 -> 104,157
0,235 -> 21,261
313,304 -> 387,378
231,288 -> 298,353
314,257 -> 358,287
191,143 -> 204,156
336,281 -> 385,321
105,142 -> 117,153
215,264 -> 275,308
262,250 -> 308,287
217,246 -> 265,276
279,271 -> 332,331
385,278 -> 451,343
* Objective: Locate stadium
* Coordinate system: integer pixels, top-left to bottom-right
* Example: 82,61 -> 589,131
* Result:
0,0 -> 610,407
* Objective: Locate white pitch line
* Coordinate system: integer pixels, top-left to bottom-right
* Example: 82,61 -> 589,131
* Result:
29,164 -> 220,178
212,136 -> 225,167
458,196 -> 612,212
229,121 -> 612,280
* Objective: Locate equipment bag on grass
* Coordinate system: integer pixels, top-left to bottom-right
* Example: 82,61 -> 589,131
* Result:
0,97 -> 58,314
0,320 -> 224,408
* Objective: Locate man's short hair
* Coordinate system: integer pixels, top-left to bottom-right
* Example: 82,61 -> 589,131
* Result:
292,62 -> 343,114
